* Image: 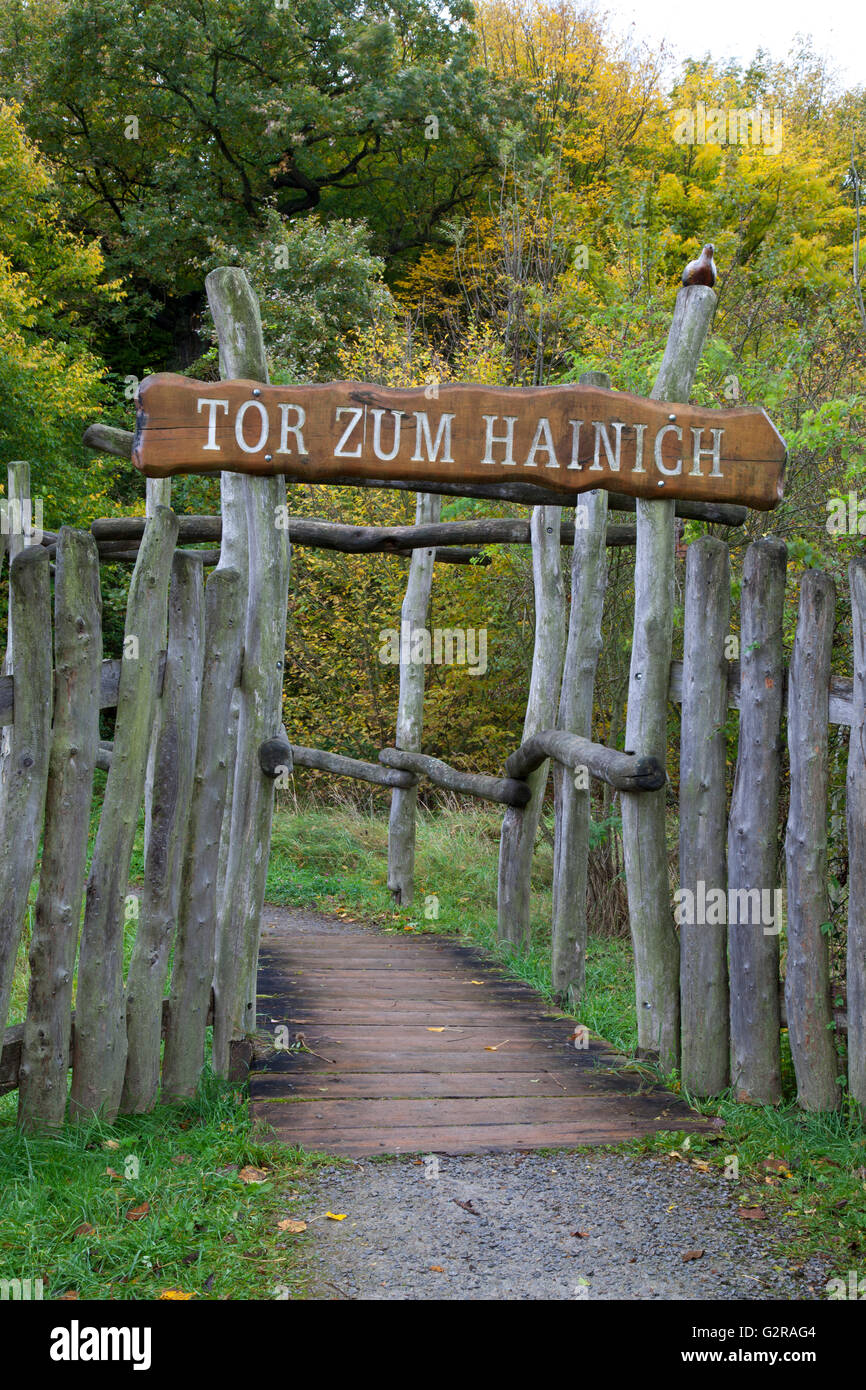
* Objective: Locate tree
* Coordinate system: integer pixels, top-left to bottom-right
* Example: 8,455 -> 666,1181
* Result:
0,0 -> 519,369
0,101 -> 116,526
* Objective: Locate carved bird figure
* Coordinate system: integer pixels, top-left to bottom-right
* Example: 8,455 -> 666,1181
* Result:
681,243 -> 717,287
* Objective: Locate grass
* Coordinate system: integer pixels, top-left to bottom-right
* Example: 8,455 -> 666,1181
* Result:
0,1071 -> 334,1301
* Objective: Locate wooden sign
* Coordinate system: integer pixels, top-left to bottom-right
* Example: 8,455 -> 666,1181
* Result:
133,374 -> 786,510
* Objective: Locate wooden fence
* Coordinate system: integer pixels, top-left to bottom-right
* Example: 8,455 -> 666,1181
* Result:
0,269 -> 862,1128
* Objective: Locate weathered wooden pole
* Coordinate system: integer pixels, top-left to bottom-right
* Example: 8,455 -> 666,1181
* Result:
143,476 -> 172,862
387,491 -> 441,906
728,537 -> 787,1104
70,506 -> 178,1120
847,558 -> 866,1113
208,267 -> 291,1075
785,570 -> 841,1111
0,462 -> 33,773
122,552 -> 204,1112
17,530 -> 101,1129
620,283 -> 716,1067
552,370 -> 610,1006
497,505 -> 566,947
0,547 -> 53,1041
162,566 -> 243,1099
679,536 -> 730,1096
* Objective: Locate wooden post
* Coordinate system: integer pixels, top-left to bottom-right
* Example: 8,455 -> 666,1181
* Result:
0,462 -> 33,772
17,530 -> 101,1129
162,566 -> 244,1099
143,476 -> 172,862
497,505 -> 566,947
847,558 -> 866,1113
208,267 -> 291,1076
728,537 -> 787,1104
70,506 -> 178,1120
785,570 -> 841,1111
620,284 -> 716,1067
121,552 -> 204,1112
387,491 -> 441,906
552,370 -> 610,1005
679,536 -> 730,1095
0,547 -> 52,1039
845,558 -> 866,1112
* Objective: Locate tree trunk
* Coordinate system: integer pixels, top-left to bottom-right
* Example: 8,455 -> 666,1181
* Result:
70,507 -> 178,1120
552,369 -> 610,1006
208,268 -> 291,1075
728,537 -> 787,1104
679,536 -> 730,1096
18,531 -> 101,1129
497,505 -> 566,947
620,283 -> 716,1068
784,570 -> 840,1111
387,492 -> 441,906
122,553 -> 204,1111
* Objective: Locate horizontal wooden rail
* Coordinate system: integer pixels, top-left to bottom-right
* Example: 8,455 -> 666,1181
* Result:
82,421 -> 747,526
0,994 -> 215,1097
83,514 -> 639,553
668,659 -> 854,728
505,731 -> 666,791
290,744 -> 415,788
379,747 -> 531,807
0,653 -> 166,729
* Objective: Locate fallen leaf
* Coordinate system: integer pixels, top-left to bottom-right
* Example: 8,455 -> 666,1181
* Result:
172,1154 -> 193,1166
278,1219 -> 307,1233
102,1139 -> 120,1151
222,1233 -> 238,1245
737,1206 -> 766,1220
159,1289 -> 196,1300
681,1249 -> 704,1262
203,1273 -> 215,1292
429,1265 -> 445,1273
692,1160 -> 710,1173
760,1158 -> 790,1175
126,1202 -> 150,1221
326,1212 -> 347,1221
470,981 -> 484,986
72,1223 -> 95,1238
58,1291 -> 79,1300
570,1230 -> 590,1238
238,1166 -> 269,1184
104,1168 -> 121,1179
426,1027 -> 446,1033
453,1199 -> 480,1216
484,1039 -> 511,1052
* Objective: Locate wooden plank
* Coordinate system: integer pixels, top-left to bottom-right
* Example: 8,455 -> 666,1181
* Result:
255,1048 -> 613,1074
250,1070 -> 636,1099
133,374 -> 786,510
254,1094 -> 705,1128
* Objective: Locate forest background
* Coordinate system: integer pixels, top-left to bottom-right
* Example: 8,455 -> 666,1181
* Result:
0,0 -> 864,832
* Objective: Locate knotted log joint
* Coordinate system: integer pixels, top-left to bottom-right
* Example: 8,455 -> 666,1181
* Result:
505,731 -> 665,792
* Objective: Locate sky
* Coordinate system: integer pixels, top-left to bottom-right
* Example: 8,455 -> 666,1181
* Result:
600,0 -> 865,90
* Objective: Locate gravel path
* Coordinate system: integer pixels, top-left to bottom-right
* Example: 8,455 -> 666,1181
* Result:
293,1151 -> 828,1300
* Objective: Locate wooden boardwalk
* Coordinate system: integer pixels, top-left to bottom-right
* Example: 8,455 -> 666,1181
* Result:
250,916 -> 715,1156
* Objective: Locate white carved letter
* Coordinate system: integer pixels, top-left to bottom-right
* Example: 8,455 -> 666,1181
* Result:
197,397 -> 229,451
